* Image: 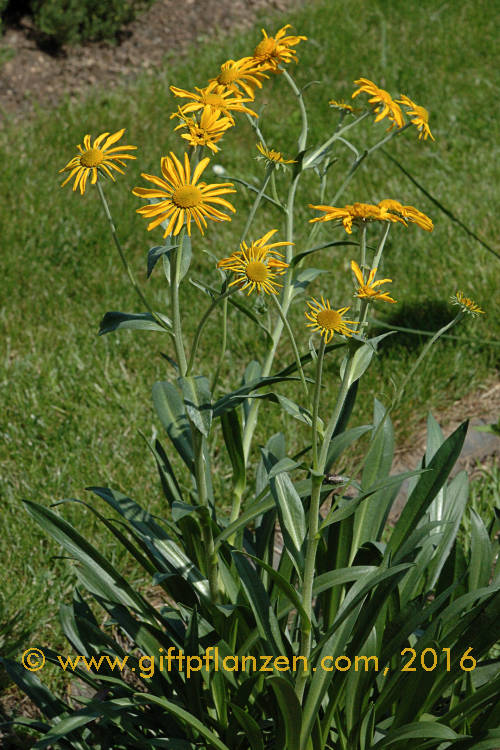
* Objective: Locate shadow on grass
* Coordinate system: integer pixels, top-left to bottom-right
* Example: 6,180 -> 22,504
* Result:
376,299 -> 454,353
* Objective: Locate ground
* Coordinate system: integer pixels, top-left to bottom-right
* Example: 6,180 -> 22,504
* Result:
0,0 -> 298,120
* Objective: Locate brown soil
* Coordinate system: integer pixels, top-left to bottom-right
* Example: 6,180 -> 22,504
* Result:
0,0 -> 299,122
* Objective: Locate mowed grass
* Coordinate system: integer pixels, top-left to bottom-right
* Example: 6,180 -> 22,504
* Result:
1,0 -> 499,670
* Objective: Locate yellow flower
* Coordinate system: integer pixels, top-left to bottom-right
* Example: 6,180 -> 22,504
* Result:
351,260 -> 397,304
329,99 -> 356,114
256,142 -> 296,168
59,128 -> 137,195
209,57 -> 269,99
397,95 -> 434,141
352,78 -> 405,131
170,81 -> 257,121
173,107 -> 234,153
132,152 -> 236,237
305,297 -> 358,343
251,24 -> 307,71
378,199 -> 434,232
217,230 -> 291,295
451,291 -> 485,317
309,201 -> 405,234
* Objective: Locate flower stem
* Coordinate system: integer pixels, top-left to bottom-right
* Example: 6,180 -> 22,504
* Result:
186,288 -> 234,376
240,168 -> 272,244
193,430 -> 220,603
96,181 -> 171,333
170,228 -> 188,376
271,295 -> 309,400
282,69 -> 308,153
296,339 -> 325,701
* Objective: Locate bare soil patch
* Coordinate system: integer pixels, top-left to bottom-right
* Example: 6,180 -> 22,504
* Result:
0,0 -> 299,121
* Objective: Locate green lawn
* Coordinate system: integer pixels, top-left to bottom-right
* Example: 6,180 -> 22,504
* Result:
1,0 -> 499,686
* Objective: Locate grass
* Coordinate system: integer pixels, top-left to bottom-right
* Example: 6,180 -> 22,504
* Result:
1,0 -> 499,697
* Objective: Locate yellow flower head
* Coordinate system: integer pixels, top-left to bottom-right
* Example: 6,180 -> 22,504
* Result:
256,142 -> 296,169
351,260 -> 397,304
378,199 -> 434,232
451,291 -> 485,317
397,94 -> 434,141
59,128 -> 137,195
132,152 -> 236,237
352,78 -> 405,131
305,297 -> 358,343
210,57 -> 269,99
309,201 -> 406,234
329,99 -> 357,115
173,107 -> 234,153
170,81 -> 258,122
252,24 -> 307,71
217,230 -> 291,295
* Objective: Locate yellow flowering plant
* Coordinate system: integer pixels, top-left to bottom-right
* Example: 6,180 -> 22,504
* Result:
13,20 -> 500,750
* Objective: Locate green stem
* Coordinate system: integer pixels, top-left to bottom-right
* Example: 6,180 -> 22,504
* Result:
302,112 -> 370,169
391,313 -> 463,412
241,172 -> 301,462
318,354 -> 354,472
186,288 -> 234,376
240,168 -> 272,244
193,430 -> 220,602
271,295 -> 309,400
296,339 -> 325,701
96,181 -> 171,333
282,69 -> 308,152
170,228 -> 188,376
372,222 -> 391,272
211,297 -> 228,393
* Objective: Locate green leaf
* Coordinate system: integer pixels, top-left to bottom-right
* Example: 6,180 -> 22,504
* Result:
244,553 -> 310,629
134,693 -> 231,750
227,294 -> 273,344
268,675 -> 302,750
229,704 -> 265,750
0,658 -> 67,720
388,421 -> 468,556
98,311 -> 171,335
213,374 -> 304,418
162,234 -> 192,283
220,409 -> 246,493
147,236 -> 178,278
178,376 -> 212,437
152,380 -> 194,470
372,721 -> 459,747
326,424 -> 372,471
232,551 -> 286,656
469,509 -> 493,590
291,240 -> 359,267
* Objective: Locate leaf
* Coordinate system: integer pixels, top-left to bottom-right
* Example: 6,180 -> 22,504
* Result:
325,424 -> 372,470
388,421 -> 468,556
227,295 -> 273,344
147,240 -> 178,279
152,380 -> 194,470
232,551 -> 286,656
213,374 -> 304,418
178,376 -> 212,437
220,409 -> 246,493
469,509 -> 493,590
244,553 -> 310,628
372,721 -> 459,747
268,676 -> 302,750
98,311 -> 171,335
161,234 -> 192,284
229,704 -> 264,750
291,267 -> 327,297
290,240 -> 359,267
0,658 -> 67,720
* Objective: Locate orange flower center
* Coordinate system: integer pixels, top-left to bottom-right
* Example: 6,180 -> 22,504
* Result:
203,92 -> 226,107
218,67 -> 239,85
254,37 -> 277,58
316,309 -> 341,330
80,148 -> 104,168
246,260 -> 269,283
172,185 -> 202,208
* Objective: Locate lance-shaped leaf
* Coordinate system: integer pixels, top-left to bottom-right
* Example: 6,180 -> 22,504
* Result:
220,409 -> 246,494
388,421 -> 468,556
99,311 -> 172,335
152,380 -> 194,470
178,376 -> 212,437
